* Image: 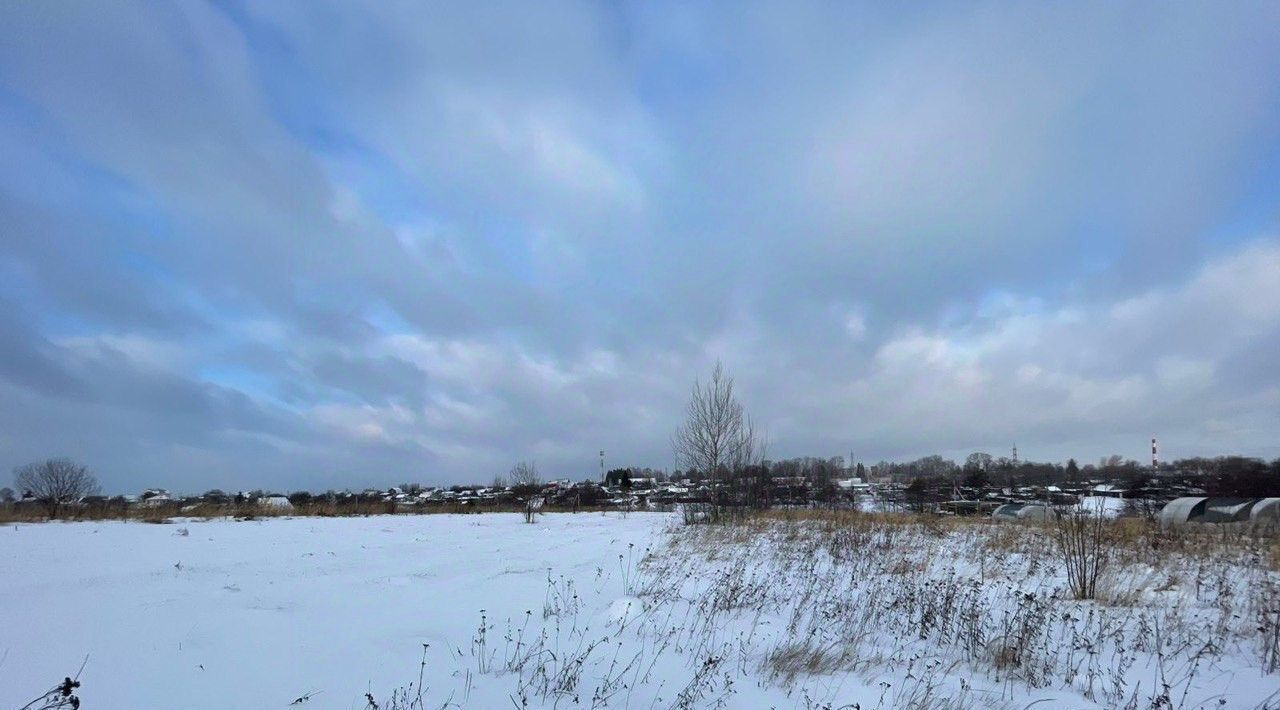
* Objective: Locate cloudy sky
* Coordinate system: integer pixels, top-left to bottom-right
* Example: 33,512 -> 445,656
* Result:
2,2 -> 1279,493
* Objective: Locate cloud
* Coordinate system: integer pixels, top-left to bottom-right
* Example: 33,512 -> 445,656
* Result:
764,240 -> 1280,462
1,2 -> 1278,492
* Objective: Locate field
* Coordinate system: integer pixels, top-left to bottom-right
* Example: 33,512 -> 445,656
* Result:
3,511 -> 1279,709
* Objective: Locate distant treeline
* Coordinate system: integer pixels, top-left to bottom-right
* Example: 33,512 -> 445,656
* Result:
644,453 -> 1280,496
894,454 -> 1280,499
5,453 -> 1279,519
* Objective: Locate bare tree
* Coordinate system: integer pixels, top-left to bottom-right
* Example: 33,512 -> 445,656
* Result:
1053,503 -> 1111,600
524,495 -> 544,524
509,460 -> 540,488
14,458 -> 101,518
964,452 -> 993,471
672,361 -> 765,520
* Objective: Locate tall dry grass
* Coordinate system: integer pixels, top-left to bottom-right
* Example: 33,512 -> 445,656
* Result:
352,507 -> 1279,708
637,509 -> 1280,708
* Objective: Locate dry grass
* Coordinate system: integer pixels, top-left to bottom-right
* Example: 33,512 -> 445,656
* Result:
350,507 -> 1278,708
765,641 -> 858,681
635,509 -> 1280,708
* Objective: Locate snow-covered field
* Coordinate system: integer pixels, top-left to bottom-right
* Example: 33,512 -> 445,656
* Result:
3,512 -> 1279,709
1,512 -> 672,708
647,515 -> 1280,709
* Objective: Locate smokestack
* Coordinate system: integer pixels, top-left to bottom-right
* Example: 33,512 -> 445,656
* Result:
1151,437 -> 1158,469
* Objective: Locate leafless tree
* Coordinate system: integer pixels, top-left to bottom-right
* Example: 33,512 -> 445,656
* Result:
672,361 -> 765,520
13,458 -> 101,518
964,452 -> 994,471
509,460 -> 540,488
1053,502 -> 1111,600
524,495 -> 543,524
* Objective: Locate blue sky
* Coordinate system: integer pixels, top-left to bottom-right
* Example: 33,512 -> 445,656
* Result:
2,1 -> 1279,493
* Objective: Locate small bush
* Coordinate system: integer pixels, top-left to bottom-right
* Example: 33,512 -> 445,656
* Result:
1053,505 -> 1111,600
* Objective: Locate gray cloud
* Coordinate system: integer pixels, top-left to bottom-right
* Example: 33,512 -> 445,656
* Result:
1,1 -> 1278,493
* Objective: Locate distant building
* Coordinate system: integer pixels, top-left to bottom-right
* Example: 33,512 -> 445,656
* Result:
992,503 -> 1055,522
1090,484 -> 1129,498
1159,497 -> 1280,527
259,495 -> 294,511
140,489 -> 173,507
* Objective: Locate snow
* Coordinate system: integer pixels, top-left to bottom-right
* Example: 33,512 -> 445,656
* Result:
606,596 -> 645,626
3,512 -> 1277,708
0,513 -> 672,708
1076,495 -> 1127,518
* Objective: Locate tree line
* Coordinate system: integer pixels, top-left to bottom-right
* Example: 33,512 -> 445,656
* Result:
6,361 -> 1279,519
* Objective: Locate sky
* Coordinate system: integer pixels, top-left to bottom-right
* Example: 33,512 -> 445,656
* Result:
2,2 -> 1279,494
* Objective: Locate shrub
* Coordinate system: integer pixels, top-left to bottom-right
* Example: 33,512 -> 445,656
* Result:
1052,505 -> 1111,600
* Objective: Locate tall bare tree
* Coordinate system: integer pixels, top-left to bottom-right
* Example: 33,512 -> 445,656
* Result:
672,361 -> 764,496
13,458 -> 101,518
509,460 -> 541,488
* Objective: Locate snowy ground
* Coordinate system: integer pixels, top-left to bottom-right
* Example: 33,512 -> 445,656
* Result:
3,512 -> 1278,709
1,512 -> 673,709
